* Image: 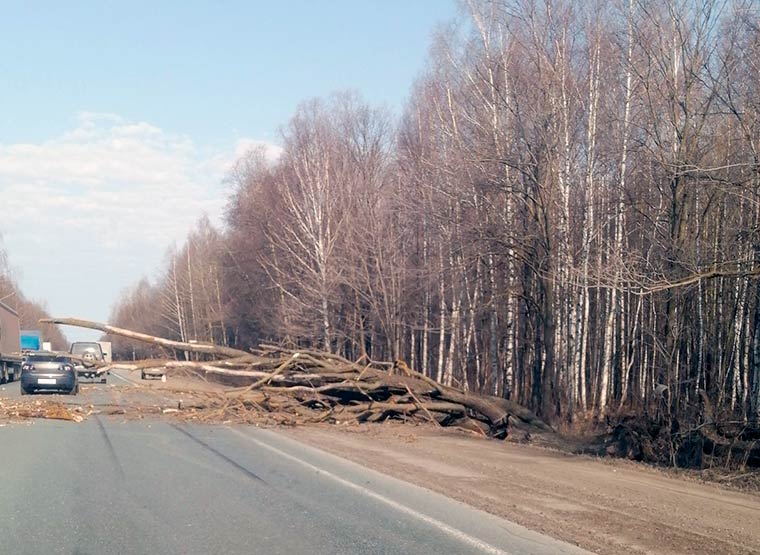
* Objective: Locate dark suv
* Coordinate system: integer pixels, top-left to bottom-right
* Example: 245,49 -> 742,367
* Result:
69,342 -> 107,383
20,353 -> 79,395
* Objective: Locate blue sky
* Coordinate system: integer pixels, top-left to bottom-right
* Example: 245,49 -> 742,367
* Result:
0,0 -> 456,143
0,0 -> 458,342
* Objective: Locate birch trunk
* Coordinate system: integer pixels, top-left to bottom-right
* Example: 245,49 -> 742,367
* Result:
436,241 -> 447,384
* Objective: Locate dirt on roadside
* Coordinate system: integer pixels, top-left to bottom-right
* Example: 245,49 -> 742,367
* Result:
286,424 -> 760,555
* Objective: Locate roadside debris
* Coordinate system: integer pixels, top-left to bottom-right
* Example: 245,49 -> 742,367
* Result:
0,399 -> 88,423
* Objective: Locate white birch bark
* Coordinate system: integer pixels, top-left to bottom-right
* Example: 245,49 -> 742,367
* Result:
436,241 -> 447,384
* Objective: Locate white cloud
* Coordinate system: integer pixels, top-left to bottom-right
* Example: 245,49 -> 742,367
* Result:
0,113 -> 280,335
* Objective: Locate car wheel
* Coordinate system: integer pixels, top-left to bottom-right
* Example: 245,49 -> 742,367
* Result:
20,386 -> 28,395
69,384 -> 78,395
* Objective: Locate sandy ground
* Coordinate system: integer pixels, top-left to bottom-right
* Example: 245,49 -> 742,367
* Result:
286,424 -> 760,555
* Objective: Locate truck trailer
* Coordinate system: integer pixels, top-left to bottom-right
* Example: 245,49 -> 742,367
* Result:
0,301 -> 22,383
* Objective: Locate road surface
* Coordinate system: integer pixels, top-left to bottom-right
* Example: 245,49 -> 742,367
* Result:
0,374 -> 591,555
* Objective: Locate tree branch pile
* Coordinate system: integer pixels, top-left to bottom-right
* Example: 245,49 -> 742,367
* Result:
41,318 -> 551,438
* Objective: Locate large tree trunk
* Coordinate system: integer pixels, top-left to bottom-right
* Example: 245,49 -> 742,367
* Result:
41,317 -> 250,359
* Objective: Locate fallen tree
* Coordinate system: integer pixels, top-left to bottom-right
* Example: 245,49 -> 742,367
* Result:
42,317 -> 552,438
41,317 -> 251,359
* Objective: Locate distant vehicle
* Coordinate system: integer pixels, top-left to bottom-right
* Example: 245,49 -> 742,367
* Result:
20,353 -> 78,395
70,341 -> 104,363
20,330 -> 42,351
0,301 -> 22,383
141,366 -> 166,380
69,341 -> 107,383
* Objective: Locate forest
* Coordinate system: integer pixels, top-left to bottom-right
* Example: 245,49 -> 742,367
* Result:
108,0 -> 760,429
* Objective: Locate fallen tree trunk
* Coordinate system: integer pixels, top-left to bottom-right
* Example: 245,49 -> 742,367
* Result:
41,317 -> 251,359
43,317 -> 552,439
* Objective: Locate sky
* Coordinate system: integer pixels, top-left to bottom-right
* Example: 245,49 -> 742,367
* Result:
0,0 -> 458,342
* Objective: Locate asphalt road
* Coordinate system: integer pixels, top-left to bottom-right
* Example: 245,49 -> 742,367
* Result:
0,375 -> 592,555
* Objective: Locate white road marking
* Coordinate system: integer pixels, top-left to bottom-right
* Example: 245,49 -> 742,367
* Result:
227,427 -> 514,555
110,371 -> 141,387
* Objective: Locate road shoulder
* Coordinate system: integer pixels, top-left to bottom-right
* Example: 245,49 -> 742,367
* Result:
284,424 -> 760,555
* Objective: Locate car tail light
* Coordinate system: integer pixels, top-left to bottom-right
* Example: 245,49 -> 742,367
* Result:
22,363 -> 33,371
61,364 -> 74,372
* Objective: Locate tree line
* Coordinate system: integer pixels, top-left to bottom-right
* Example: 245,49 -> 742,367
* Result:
0,239 -> 67,349
110,0 -> 760,425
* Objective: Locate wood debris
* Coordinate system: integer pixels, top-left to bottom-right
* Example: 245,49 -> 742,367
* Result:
0,399 -> 87,423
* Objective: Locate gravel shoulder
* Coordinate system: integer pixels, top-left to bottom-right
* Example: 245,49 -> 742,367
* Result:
285,424 -> 760,555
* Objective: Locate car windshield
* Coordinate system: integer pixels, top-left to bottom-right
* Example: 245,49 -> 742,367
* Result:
71,344 -> 101,356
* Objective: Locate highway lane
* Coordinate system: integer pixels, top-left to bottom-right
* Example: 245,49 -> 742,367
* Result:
0,377 -> 593,555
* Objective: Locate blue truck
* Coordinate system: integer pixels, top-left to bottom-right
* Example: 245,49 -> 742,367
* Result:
20,330 -> 42,352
